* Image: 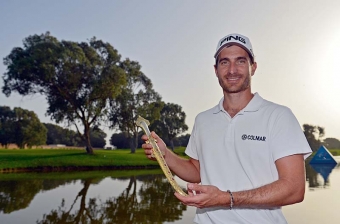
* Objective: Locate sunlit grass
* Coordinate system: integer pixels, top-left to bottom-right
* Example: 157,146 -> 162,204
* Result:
0,147 -> 188,172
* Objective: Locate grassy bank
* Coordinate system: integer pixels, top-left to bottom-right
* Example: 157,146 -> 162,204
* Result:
1,147 -> 339,173
0,147 -> 188,173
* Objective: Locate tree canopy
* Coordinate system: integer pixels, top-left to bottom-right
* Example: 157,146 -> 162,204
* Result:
109,59 -> 164,153
303,124 -> 324,151
150,103 -> 188,150
2,32 -> 126,153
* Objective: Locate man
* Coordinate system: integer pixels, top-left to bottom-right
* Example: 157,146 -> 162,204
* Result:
142,33 -> 312,224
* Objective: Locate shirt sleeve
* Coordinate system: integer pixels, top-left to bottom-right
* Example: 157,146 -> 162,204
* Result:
269,107 -> 312,161
185,120 -> 199,160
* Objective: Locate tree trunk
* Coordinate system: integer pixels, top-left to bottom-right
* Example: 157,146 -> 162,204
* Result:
129,138 -> 136,153
74,179 -> 91,222
84,124 -> 94,154
170,139 -> 174,151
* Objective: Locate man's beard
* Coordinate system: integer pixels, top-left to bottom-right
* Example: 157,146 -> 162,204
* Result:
218,73 -> 251,94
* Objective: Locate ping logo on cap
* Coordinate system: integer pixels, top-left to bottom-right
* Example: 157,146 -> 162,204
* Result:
220,35 -> 246,46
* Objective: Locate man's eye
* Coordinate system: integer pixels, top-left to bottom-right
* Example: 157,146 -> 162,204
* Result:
237,60 -> 246,64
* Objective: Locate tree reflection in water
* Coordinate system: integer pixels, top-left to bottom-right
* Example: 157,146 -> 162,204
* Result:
33,175 -> 186,224
0,179 -> 74,214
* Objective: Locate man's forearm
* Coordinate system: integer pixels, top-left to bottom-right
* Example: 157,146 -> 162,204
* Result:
165,149 -> 201,183
226,178 -> 305,209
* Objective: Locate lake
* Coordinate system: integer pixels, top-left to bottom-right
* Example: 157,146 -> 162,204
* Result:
0,156 -> 339,224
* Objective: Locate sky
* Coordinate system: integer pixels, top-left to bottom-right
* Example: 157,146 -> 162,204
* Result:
1,0 -> 340,145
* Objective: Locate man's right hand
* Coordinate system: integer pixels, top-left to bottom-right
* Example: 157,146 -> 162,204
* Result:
141,131 -> 167,160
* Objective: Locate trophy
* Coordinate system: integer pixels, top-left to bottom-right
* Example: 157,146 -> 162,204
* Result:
136,115 -> 187,196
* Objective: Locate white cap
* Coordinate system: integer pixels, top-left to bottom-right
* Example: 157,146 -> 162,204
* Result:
214,33 -> 254,61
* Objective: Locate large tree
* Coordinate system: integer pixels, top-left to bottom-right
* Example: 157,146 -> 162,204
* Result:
109,59 -> 163,153
303,124 -> 324,151
2,32 -> 126,154
150,103 -> 188,150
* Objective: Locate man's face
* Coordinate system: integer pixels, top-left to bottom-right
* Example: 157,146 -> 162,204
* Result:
214,45 -> 257,94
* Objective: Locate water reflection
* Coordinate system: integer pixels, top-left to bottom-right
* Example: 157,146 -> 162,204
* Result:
0,160 -> 339,224
0,172 -> 186,224
306,157 -> 339,188
0,179 -> 74,213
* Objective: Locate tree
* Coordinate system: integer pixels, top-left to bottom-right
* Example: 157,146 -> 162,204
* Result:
150,103 -> 188,150
110,132 -> 144,149
109,59 -> 163,153
176,133 -> 191,147
0,107 -> 47,148
0,106 -> 15,147
322,138 -> 340,149
2,32 -> 127,154
303,124 -> 324,152
44,123 -> 106,148
88,126 -> 107,148
110,132 -> 130,149
44,123 -> 80,146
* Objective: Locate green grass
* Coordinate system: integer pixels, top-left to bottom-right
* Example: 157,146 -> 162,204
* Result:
1,147 -> 336,173
328,149 -> 340,156
0,147 -> 188,172
309,149 -> 340,156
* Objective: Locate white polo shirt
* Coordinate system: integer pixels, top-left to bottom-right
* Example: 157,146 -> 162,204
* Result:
185,93 -> 312,224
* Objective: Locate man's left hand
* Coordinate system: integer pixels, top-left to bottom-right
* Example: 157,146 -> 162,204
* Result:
174,183 -> 228,208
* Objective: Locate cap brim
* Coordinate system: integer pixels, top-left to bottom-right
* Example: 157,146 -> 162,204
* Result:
214,43 -> 253,60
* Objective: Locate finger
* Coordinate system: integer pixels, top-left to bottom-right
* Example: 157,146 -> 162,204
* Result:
188,183 -> 205,193
188,189 -> 196,196
174,192 -> 188,201
141,134 -> 149,141
141,143 -> 152,150
151,131 -> 160,140
174,193 -> 199,207
144,149 -> 153,155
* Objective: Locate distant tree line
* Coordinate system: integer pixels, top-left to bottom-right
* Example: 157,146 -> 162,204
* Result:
110,132 -> 190,150
0,106 -> 107,148
0,105 -> 188,150
1,105 -> 339,151
44,123 -> 106,148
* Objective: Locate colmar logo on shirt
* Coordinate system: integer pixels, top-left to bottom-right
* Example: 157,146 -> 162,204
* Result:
242,134 -> 266,141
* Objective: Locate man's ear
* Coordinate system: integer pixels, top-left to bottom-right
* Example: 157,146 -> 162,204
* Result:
251,62 -> 257,76
214,64 -> 218,77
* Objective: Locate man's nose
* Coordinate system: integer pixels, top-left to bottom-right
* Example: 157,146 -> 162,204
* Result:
229,62 -> 237,74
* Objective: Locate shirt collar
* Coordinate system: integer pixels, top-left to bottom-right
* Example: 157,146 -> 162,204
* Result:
213,92 -> 264,114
